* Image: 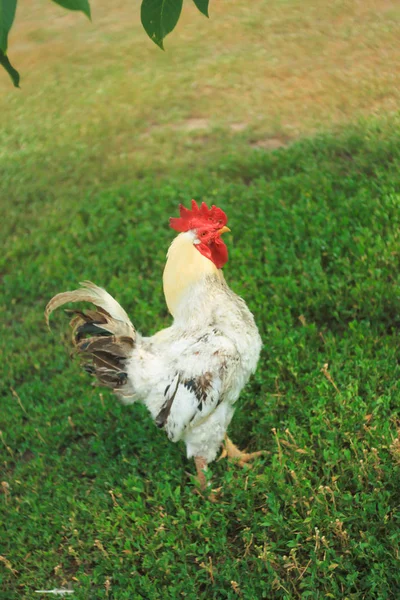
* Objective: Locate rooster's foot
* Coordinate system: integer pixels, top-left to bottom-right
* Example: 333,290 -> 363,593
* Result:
193,457 -> 221,501
218,435 -> 266,468
194,456 -> 208,490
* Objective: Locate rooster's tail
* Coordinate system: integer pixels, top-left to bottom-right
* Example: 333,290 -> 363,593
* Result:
45,281 -> 135,394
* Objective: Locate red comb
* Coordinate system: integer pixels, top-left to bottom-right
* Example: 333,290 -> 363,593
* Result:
169,199 -> 228,232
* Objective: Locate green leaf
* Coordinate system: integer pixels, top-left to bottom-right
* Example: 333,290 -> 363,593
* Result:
141,0 -> 183,50
192,0 -> 209,18
51,0 -> 91,20
0,0 -> 17,53
0,48 -> 19,87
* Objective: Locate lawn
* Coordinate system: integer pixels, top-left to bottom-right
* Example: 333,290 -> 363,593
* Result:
2,122 -> 400,598
1,1 -> 400,599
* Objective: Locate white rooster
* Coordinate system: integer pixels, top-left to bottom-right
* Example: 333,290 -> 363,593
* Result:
46,200 -> 263,491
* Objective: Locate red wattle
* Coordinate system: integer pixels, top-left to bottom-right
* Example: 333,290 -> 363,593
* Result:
196,238 -> 228,269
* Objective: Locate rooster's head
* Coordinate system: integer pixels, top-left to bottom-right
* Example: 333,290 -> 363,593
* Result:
169,200 -> 230,269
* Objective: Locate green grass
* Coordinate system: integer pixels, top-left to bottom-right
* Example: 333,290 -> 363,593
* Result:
1,120 -> 400,599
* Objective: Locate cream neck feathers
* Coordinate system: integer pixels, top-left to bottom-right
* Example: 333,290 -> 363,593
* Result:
163,231 -> 220,317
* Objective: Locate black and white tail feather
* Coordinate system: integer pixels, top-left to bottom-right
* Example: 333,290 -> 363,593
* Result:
45,281 -> 135,395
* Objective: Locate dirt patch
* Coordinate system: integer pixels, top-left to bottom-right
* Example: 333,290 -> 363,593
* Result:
230,123 -> 248,132
179,118 -> 209,132
250,137 -> 289,151
21,449 -> 35,462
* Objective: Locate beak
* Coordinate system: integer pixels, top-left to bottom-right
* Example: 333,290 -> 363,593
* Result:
218,226 -> 231,235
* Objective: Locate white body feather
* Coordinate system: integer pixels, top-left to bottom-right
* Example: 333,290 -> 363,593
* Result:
124,231 -> 262,463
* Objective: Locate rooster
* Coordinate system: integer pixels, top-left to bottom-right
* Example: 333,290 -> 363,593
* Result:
45,200 -> 263,491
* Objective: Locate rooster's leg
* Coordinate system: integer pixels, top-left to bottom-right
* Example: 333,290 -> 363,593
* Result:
194,456 -> 208,490
218,435 -> 266,468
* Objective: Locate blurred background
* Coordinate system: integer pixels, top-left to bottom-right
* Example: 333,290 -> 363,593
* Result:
2,0 -> 400,193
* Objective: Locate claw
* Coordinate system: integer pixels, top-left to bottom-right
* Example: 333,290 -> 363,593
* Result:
219,435 -> 267,468
217,446 -> 228,462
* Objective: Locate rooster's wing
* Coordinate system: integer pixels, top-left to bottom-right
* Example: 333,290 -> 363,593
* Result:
155,331 -> 238,442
